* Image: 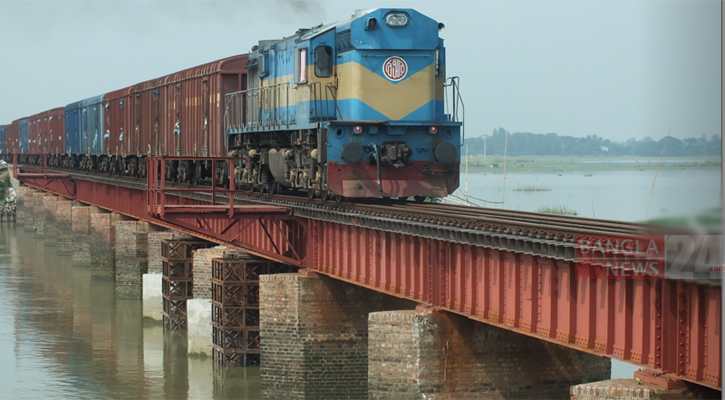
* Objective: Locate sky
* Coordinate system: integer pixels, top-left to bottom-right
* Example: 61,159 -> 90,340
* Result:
0,0 -> 721,142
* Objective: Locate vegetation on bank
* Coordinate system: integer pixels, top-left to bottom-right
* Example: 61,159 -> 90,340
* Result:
467,128 -> 721,157
0,172 -> 9,199
536,205 -> 579,216
513,185 -> 551,192
644,208 -> 721,231
460,155 -> 721,173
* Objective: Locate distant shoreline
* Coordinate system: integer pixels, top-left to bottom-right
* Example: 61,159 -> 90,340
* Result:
461,156 -> 721,173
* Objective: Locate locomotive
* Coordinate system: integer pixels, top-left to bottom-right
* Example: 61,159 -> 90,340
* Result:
2,8 -> 464,201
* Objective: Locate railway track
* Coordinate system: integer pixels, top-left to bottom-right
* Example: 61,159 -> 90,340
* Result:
20,167 -> 695,262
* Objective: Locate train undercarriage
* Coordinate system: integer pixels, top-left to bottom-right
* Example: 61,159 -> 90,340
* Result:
8,127 -> 452,202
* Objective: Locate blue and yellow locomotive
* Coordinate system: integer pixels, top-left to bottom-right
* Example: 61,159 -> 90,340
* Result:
225,8 -> 463,200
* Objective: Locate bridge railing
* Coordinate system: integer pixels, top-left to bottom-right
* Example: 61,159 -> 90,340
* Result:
145,157 -> 290,219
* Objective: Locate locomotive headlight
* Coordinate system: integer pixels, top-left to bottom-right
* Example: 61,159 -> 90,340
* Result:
385,13 -> 408,27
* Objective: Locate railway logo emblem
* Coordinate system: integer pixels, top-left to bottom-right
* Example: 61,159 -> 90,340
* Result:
383,56 -> 407,81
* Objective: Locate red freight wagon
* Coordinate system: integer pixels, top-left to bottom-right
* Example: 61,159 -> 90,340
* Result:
103,87 -> 133,174
131,54 -> 248,160
6,120 -> 18,155
26,108 -> 64,155
130,76 -> 168,160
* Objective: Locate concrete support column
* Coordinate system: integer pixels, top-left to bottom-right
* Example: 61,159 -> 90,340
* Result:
55,199 -> 74,255
368,309 -> 612,400
90,211 -> 124,280
260,273 -> 414,400
42,194 -> 59,245
114,220 -> 151,298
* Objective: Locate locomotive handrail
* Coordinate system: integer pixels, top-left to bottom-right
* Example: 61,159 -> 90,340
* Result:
225,82 -> 297,132
444,76 -> 465,145
324,84 -> 343,121
225,81 -> 342,132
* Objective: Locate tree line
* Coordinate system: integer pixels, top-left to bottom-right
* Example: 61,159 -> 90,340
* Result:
465,128 -> 721,157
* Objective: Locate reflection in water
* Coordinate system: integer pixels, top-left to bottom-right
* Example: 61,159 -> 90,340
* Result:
0,226 -> 261,400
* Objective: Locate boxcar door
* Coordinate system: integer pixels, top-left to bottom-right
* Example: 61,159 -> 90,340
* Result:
174,84 -> 182,156
202,78 -> 209,156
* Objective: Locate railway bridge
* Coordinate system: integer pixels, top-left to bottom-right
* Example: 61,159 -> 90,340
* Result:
12,157 -> 721,399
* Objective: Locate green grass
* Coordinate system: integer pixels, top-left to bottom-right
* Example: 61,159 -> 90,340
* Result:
537,205 -> 579,216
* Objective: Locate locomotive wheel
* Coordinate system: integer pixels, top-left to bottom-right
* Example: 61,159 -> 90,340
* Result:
307,189 -> 315,200
269,182 -> 279,195
319,190 -> 329,201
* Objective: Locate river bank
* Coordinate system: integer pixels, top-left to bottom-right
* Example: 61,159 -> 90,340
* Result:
461,155 -> 721,173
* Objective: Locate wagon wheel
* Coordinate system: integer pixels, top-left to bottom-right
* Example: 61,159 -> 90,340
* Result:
307,189 -> 316,200
334,193 -> 344,203
319,189 -> 329,201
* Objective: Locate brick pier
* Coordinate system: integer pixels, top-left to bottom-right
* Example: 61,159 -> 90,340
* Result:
259,273 -> 415,399
368,308 -> 611,399
90,211 -> 123,280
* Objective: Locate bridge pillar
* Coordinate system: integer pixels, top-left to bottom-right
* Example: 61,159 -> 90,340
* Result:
143,230 -> 193,321
71,204 -> 100,267
260,272 -> 414,400
145,231 -> 175,321
16,186 -> 34,224
570,376 -> 720,400
90,211 -> 124,280
42,194 -> 59,245
30,192 -> 47,233
368,308 -> 612,400
55,198 -> 73,255
114,220 -> 151,298
187,246 -> 244,356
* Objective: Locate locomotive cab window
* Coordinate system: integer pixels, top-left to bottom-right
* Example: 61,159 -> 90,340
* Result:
314,46 -> 333,78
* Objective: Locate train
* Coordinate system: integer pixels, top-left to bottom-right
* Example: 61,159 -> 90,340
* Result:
1,8 -> 464,201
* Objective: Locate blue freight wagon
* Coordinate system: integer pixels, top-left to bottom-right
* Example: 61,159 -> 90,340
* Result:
65,94 -> 105,170
18,119 -> 29,154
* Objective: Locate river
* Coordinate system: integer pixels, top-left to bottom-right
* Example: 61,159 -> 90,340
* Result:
0,168 -> 720,398
0,227 -> 260,400
455,168 -> 720,223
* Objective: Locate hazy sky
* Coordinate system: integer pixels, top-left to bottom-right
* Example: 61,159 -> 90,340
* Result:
0,0 -> 720,141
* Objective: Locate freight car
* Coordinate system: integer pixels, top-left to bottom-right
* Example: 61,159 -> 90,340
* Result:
4,8 -> 463,201
0,125 -> 5,157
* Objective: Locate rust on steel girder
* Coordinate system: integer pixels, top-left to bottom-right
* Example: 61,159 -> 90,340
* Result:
13,155 -> 76,198
15,158 -> 722,391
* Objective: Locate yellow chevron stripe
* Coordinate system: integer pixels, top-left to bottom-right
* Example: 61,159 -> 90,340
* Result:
337,62 -> 435,120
